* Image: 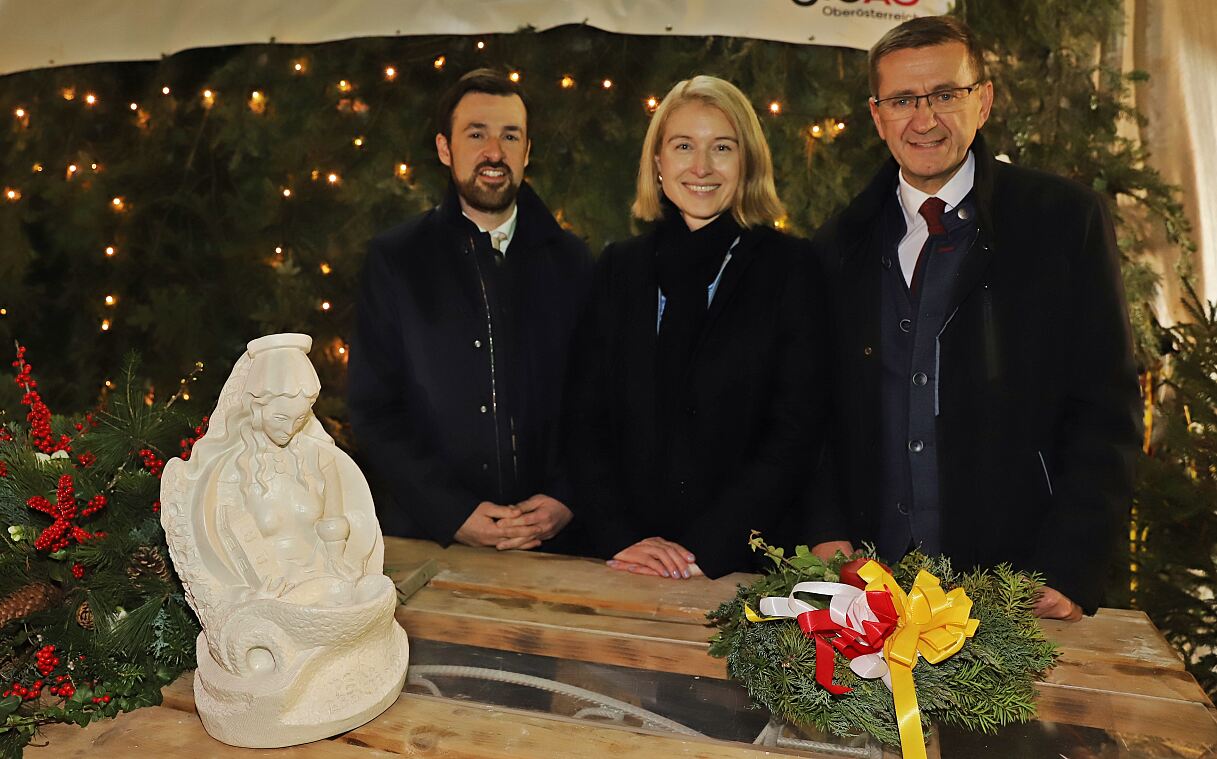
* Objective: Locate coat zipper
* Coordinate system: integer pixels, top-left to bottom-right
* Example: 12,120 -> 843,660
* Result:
467,234 -> 507,498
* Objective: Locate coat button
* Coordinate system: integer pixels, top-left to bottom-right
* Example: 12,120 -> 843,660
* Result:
881,256 -> 892,269
912,372 -> 927,387
957,207 -> 971,221
473,339 -> 482,349
863,346 -> 873,357
908,439 -> 925,453
479,405 -> 488,414
896,501 -> 910,516
899,319 -> 912,333
481,463 -> 489,472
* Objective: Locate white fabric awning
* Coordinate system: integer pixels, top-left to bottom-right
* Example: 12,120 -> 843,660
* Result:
0,0 -> 951,76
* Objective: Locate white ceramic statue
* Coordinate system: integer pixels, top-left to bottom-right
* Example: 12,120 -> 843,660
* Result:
160,333 -> 409,748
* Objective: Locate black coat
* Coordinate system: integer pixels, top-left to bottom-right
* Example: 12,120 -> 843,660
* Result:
567,224 -> 826,578
348,182 -> 592,544
811,134 -> 1140,612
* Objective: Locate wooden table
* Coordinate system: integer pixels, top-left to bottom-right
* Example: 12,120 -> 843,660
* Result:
29,538 -> 1217,757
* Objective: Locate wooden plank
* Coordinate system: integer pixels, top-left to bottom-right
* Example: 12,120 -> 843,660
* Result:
426,548 -> 743,625
397,587 -> 727,679
27,704 -> 399,758
340,692 -> 827,758
1040,608 -> 1187,671
1034,681 -> 1217,744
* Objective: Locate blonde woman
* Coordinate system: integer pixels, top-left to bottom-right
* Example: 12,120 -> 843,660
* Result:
567,76 -> 826,579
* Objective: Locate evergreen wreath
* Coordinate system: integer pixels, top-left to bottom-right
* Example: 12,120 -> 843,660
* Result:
708,533 -> 1059,748
0,346 -> 203,756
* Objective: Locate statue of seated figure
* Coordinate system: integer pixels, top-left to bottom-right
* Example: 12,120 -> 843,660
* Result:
160,333 -> 409,748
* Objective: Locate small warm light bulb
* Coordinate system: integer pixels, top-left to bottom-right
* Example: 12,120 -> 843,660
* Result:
835,121 -> 846,131
105,245 -> 116,257
396,162 -> 411,178
250,90 -> 263,102
810,124 -> 823,137
337,79 -> 352,93
319,262 -> 333,275
508,71 -> 521,83
774,217 -> 788,230
104,379 -> 114,389
602,79 -> 613,89
90,163 -> 98,170
111,196 -> 125,210
326,172 -> 340,184
560,75 -> 575,89
129,102 -> 138,111
62,87 -> 76,101
645,96 -> 659,112
100,319 -> 112,331
293,61 -> 304,73
14,107 -> 25,118
67,163 -> 79,175
320,300 -> 332,311
161,85 -> 171,95
0,308 -> 7,316
769,101 -> 781,115
433,55 -> 446,70
84,93 -> 98,106
352,136 -> 364,147
281,188 -> 292,198
32,163 -> 43,173
104,294 -> 116,306
476,41 -> 486,50
384,66 -> 397,80
274,246 -> 283,255
181,392 -> 190,401
3,188 -> 20,202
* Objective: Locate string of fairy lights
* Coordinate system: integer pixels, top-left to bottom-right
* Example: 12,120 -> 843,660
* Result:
1,37 -> 849,397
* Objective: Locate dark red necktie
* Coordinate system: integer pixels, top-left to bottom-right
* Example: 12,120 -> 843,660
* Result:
909,196 -> 947,296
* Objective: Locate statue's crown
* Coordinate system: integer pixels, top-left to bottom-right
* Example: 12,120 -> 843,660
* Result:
247,333 -> 313,356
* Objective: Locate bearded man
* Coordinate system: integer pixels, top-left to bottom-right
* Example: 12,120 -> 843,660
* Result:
349,69 -> 591,553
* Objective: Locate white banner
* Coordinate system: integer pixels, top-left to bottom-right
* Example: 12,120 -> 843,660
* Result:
0,0 -> 952,76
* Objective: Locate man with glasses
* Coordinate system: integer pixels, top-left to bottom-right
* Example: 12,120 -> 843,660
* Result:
809,16 -> 1139,620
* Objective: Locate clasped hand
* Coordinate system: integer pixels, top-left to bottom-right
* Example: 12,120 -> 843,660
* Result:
454,494 -> 572,551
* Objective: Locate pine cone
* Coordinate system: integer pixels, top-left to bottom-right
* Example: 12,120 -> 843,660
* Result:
0,582 -> 62,628
128,545 -> 172,583
75,601 -> 94,630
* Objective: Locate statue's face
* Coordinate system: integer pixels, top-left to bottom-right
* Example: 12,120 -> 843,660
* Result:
258,394 -> 313,448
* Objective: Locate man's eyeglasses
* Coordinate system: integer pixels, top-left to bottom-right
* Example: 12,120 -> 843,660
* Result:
871,82 -> 985,118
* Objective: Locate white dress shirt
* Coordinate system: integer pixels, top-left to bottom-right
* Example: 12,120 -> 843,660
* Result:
464,204 -> 519,255
896,151 -> 976,286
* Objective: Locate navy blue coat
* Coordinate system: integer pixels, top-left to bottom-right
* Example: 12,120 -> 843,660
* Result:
348,182 -> 591,544
811,134 -> 1140,612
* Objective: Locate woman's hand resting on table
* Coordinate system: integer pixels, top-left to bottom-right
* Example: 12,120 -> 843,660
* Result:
607,537 -> 703,579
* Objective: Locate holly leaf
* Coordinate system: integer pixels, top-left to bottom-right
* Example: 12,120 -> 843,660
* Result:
0,695 -> 20,719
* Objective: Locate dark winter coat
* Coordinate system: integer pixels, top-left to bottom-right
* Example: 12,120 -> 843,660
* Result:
810,133 -> 1140,612
348,182 -> 591,544
566,223 -> 827,578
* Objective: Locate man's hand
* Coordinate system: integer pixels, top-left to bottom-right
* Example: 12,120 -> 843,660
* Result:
810,540 -> 856,562
454,501 -> 529,548
1033,586 -> 1083,621
494,494 -> 573,551
607,537 -> 702,579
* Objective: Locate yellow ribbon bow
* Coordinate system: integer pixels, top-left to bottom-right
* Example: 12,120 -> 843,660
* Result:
857,560 -> 980,759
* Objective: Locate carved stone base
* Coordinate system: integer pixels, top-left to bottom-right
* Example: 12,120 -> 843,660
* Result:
192,574 -> 409,748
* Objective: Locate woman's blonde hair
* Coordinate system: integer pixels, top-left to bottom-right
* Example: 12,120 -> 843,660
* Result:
632,75 -> 784,228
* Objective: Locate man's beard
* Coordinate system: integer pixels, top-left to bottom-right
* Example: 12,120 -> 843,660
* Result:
455,161 -> 520,214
